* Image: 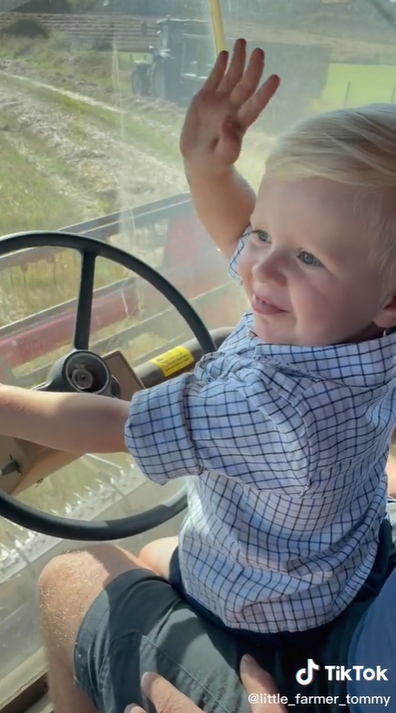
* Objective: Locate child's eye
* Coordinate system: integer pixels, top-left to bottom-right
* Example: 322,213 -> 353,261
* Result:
297,250 -> 323,267
253,230 -> 271,243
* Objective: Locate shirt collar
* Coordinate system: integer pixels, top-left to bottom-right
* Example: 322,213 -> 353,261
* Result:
241,313 -> 396,388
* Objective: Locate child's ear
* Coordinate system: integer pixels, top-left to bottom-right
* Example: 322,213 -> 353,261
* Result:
374,293 -> 396,330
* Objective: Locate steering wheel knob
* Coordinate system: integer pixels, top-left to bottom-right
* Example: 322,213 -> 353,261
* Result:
70,367 -> 94,390
65,351 -> 111,395
47,351 -> 113,396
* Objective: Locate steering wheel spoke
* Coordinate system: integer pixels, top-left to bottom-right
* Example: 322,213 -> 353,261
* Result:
73,250 -> 97,351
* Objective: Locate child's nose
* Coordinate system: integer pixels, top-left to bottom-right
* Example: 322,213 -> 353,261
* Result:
253,253 -> 287,288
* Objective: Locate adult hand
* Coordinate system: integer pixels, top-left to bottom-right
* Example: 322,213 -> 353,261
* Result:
127,654 -> 288,713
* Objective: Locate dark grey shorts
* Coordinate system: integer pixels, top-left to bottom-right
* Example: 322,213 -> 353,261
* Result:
73,567 -> 384,713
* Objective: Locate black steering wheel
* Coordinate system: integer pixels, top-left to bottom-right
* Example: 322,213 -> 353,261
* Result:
0,231 -> 216,541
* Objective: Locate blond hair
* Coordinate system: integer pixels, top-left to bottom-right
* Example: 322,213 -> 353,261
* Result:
265,103 -> 396,288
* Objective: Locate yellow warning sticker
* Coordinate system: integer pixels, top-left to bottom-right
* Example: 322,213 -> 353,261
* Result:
150,346 -> 195,378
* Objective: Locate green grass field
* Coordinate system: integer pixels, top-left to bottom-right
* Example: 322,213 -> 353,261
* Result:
320,63 -> 396,109
0,130 -> 82,234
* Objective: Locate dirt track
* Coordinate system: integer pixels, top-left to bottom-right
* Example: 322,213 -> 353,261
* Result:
0,62 -> 186,227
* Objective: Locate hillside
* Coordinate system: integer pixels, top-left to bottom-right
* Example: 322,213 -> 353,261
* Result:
1,0 -> 396,59
6,0 -> 396,46
223,0 -> 396,45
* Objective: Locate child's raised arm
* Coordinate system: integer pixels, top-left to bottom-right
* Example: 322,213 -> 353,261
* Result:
180,39 -> 279,259
0,385 -> 129,454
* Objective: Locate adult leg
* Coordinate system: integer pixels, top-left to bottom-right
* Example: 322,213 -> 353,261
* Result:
38,540 -> 390,713
38,545 -> 150,713
39,544 -> 321,713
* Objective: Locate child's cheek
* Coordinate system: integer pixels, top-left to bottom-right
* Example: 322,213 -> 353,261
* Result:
238,250 -> 253,293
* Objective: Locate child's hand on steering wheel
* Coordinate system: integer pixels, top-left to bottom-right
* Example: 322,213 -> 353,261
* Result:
180,38 -> 280,177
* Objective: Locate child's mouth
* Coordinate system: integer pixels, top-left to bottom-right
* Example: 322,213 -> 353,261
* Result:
252,294 -> 285,315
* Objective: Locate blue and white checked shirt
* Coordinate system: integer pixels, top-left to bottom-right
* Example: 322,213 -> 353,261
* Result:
125,228 -> 396,633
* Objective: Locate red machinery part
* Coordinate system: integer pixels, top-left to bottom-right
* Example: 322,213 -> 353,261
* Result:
0,211 -> 242,375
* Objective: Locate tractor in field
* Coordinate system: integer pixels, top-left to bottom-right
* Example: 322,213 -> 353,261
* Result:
131,16 -> 332,124
131,17 -> 209,102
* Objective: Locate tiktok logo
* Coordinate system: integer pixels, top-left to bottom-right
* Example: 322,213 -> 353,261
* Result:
296,659 -> 321,686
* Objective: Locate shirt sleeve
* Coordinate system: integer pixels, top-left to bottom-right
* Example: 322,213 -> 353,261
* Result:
227,224 -> 252,284
124,365 -> 310,496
